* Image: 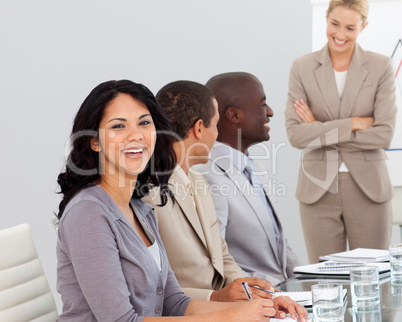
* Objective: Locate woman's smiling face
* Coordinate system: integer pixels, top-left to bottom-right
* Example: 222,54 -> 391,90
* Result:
326,6 -> 367,56
91,93 -> 156,181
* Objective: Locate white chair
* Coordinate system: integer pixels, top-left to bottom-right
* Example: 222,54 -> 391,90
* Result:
0,223 -> 58,321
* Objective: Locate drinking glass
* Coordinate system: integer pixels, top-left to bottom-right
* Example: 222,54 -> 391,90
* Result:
352,303 -> 381,322
392,282 -> 402,311
312,283 -> 344,321
389,243 -> 402,284
350,266 -> 380,306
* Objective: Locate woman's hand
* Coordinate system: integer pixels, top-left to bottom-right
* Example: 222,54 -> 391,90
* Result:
210,277 -> 275,302
294,99 -> 316,123
272,296 -> 308,321
295,99 -> 375,134
223,299 -> 275,322
351,117 -> 374,132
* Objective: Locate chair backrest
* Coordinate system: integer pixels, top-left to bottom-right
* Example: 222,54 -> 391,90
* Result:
0,223 -> 58,321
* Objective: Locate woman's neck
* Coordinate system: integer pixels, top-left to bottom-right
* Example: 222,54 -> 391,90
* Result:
98,174 -> 136,210
329,45 -> 355,72
99,174 -> 151,247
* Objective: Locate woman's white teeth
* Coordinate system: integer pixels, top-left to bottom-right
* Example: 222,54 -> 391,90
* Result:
125,148 -> 143,153
334,38 -> 346,45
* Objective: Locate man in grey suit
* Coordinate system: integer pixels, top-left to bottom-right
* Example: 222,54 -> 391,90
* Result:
196,72 -> 300,285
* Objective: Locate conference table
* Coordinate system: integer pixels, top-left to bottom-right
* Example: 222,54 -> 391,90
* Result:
275,274 -> 402,321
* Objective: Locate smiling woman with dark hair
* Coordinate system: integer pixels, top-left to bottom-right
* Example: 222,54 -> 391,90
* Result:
55,79 -> 280,321
57,80 -> 176,218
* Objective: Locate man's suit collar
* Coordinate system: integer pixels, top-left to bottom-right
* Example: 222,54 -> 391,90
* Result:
210,142 -> 283,263
211,141 -> 247,174
168,166 -> 225,277
168,167 -> 208,248
189,171 -> 226,276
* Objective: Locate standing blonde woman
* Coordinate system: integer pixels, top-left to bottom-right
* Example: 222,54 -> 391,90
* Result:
285,0 -> 397,263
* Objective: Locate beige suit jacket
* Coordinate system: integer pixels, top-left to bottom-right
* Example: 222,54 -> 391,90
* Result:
142,166 -> 244,300
285,44 -> 397,204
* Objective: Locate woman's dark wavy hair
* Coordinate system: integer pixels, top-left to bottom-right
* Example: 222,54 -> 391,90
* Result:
57,80 -> 176,219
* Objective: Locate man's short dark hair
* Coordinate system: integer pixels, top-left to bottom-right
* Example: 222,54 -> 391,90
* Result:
156,80 -> 215,140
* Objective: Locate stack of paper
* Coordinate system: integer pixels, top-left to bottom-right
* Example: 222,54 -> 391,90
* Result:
319,248 -> 389,262
294,276 -> 351,284
293,261 -> 390,276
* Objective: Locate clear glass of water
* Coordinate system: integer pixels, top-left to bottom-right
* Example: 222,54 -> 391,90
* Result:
312,283 -> 344,321
352,303 -> 381,322
350,266 -> 380,306
389,243 -> 402,284
392,281 -> 402,311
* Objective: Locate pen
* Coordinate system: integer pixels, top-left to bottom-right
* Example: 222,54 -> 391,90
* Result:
250,285 -> 276,295
241,282 -> 253,300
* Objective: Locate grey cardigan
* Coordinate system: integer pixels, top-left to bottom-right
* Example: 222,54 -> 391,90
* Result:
57,185 -> 191,321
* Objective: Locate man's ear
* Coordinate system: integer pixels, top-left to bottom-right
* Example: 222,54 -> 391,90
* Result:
226,107 -> 241,124
192,119 -> 203,140
90,136 -> 101,152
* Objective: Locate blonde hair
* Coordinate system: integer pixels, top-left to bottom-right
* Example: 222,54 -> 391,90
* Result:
327,0 -> 368,24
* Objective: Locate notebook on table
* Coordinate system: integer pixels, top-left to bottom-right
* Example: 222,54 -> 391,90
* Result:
319,248 -> 389,263
293,261 -> 390,277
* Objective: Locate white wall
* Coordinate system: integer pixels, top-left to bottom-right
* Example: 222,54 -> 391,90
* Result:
0,0 -> 312,311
